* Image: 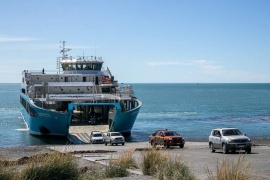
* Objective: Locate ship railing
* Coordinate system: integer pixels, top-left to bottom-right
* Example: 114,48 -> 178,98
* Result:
28,70 -> 60,74
45,93 -> 124,102
34,94 -> 45,98
58,56 -> 103,62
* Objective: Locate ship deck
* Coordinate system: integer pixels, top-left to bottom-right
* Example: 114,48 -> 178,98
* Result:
68,125 -> 109,144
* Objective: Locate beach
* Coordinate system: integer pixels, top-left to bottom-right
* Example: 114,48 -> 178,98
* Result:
1,140 -> 270,180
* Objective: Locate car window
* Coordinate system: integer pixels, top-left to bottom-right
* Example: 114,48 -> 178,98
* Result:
160,132 -> 164,136
222,129 -> 243,136
111,132 -> 121,136
93,134 -> 102,137
213,130 -> 221,136
164,131 -> 177,136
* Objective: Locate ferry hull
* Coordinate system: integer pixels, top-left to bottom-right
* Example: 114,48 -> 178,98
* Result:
110,105 -> 141,134
21,94 -> 142,136
20,94 -> 71,136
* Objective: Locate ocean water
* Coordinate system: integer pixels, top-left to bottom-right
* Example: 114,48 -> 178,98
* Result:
0,83 -> 270,147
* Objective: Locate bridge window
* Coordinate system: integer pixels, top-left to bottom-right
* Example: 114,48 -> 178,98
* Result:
61,62 -> 102,71
76,63 -> 83,70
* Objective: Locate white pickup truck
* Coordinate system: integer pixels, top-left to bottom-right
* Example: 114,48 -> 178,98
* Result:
104,132 -> 125,146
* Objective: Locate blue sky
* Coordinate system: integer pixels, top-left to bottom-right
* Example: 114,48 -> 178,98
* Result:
1,0 -> 270,83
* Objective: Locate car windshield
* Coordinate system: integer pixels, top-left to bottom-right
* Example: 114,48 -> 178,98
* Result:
222,129 -> 243,136
93,134 -> 102,137
164,131 -> 178,136
111,132 -> 121,136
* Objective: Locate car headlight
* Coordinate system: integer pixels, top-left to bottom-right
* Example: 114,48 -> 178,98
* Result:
168,138 -> 173,140
227,139 -> 232,143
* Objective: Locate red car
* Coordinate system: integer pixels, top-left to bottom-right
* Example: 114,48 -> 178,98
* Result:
149,129 -> 185,148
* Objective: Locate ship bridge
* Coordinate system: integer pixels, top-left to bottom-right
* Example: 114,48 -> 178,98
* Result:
57,41 -> 104,74
59,56 -> 104,71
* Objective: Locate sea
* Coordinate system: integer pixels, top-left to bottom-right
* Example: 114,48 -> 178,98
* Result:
0,83 -> 270,147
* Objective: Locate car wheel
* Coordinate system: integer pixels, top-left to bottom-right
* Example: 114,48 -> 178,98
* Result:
164,141 -> 169,148
180,144 -> 184,148
222,144 -> 228,154
122,143 -> 125,146
246,147 -> 251,154
105,142 -> 107,146
209,143 -> 215,153
151,141 -> 156,147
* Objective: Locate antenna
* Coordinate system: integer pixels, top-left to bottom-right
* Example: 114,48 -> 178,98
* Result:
95,41 -> 96,57
60,41 -> 71,58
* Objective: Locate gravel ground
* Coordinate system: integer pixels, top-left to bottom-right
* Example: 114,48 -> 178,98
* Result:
0,145 -> 53,161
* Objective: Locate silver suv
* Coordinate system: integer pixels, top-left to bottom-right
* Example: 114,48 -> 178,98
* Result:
209,128 -> 252,154
104,132 -> 125,146
89,131 -> 104,144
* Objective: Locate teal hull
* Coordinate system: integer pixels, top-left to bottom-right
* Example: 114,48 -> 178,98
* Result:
20,93 -> 142,136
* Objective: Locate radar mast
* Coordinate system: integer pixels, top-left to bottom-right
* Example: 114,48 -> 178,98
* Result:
60,41 -> 71,58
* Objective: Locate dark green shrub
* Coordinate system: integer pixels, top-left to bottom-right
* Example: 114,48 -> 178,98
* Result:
20,152 -> 79,180
140,148 -> 168,176
205,155 -> 258,180
0,169 -> 14,180
0,161 -> 15,180
104,164 -> 128,178
157,156 -> 196,180
110,148 -> 137,169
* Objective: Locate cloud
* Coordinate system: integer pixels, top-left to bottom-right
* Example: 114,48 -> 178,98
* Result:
0,35 -> 38,42
191,60 -> 225,72
147,61 -> 193,66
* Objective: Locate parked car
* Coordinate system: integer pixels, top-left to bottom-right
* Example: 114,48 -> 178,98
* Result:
104,132 -> 125,146
209,127 -> 252,154
89,131 -> 104,144
149,129 -> 185,148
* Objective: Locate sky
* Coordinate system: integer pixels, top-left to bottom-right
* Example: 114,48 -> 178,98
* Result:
0,0 -> 270,83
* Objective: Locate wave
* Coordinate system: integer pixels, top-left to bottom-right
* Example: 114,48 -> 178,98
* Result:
0,107 -> 20,111
15,128 -> 29,131
139,111 -> 198,117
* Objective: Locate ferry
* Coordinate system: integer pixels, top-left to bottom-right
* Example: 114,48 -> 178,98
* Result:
20,41 -> 142,136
